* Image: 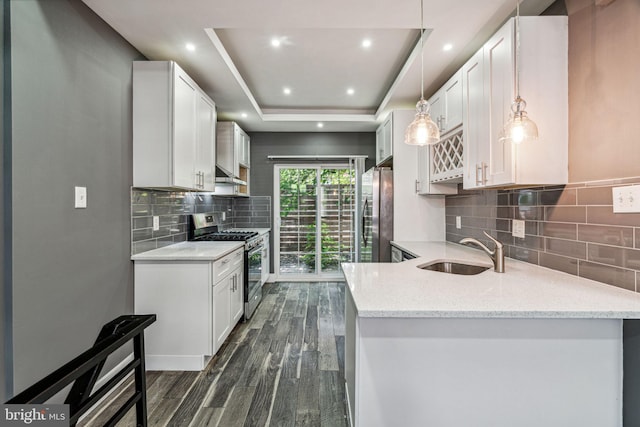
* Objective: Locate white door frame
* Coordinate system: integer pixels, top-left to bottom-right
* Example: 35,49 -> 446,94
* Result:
273,163 -> 351,281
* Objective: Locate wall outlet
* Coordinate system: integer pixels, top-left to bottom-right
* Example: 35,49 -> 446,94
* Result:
74,186 -> 87,209
455,216 -> 461,229
612,185 -> 640,213
152,216 -> 160,231
512,219 -> 525,239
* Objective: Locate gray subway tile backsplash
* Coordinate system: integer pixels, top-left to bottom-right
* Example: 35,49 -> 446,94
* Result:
445,179 -> 640,292
130,189 -> 271,255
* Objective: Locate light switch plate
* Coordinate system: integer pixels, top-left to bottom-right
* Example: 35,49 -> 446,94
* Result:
74,186 -> 87,209
512,219 -> 525,239
152,216 -> 160,231
455,216 -> 461,229
613,185 -> 640,213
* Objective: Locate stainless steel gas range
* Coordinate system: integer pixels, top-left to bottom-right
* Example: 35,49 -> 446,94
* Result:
188,213 -> 264,320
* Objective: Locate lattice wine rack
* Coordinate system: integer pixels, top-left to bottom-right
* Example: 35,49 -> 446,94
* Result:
430,128 -> 464,183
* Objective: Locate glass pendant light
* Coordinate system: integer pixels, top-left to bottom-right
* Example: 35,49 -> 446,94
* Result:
404,0 -> 440,146
501,0 -> 538,144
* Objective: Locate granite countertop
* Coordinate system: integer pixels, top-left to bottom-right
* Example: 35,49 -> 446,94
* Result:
342,241 -> 640,319
131,241 -> 244,261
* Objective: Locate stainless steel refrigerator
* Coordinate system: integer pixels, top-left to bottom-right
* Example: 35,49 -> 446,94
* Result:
358,167 -> 393,262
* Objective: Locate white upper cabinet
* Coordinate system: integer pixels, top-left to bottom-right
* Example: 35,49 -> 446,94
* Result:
133,61 -> 216,191
217,121 -> 250,176
375,116 -> 393,166
428,69 -> 463,138
462,16 -> 568,190
216,121 -> 250,196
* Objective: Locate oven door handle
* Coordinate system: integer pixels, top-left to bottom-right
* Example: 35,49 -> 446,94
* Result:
248,245 -> 263,257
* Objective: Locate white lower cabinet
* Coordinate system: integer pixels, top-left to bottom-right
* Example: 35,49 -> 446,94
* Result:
213,275 -> 231,350
229,248 -> 244,324
134,248 -> 244,371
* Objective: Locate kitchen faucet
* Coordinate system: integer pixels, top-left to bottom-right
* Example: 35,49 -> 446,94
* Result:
459,231 -> 505,273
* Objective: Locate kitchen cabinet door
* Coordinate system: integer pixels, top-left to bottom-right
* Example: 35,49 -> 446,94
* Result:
443,70 -> 463,134
375,116 -> 392,166
195,93 -> 216,191
172,70 -> 198,189
231,268 -> 244,323
462,49 -> 489,190
428,69 -> 462,139
485,21 -> 515,187
229,248 -> 244,323
428,90 -> 444,135
134,261 -> 213,371
239,128 -> 250,167
213,275 -> 232,350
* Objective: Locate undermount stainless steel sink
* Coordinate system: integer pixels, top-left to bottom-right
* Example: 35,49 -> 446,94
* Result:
418,261 -> 490,275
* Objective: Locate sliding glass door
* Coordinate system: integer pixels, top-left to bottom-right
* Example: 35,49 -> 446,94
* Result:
274,165 -> 355,279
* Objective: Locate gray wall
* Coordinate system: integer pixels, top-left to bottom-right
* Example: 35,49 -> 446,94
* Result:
249,132 -> 376,273
249,132 -> 376,198
1,0 -> 7,402
8,0 -> 141,394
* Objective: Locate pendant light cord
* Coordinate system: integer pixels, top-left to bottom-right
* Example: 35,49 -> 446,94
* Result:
515,0 -> 520,100
420,0 -> 424,100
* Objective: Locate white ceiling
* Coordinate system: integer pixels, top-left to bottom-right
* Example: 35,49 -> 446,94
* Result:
80,0 -> 556,132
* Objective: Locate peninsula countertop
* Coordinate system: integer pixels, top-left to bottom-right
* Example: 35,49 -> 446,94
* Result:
341,241 -> 640,319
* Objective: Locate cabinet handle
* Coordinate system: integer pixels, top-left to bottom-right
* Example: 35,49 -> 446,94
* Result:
474,162 -> 489,186
439,115 -> 446,132
415,179 -> 420,194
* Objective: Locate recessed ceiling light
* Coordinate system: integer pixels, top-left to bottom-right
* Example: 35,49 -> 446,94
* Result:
347,88 -> 355,96
443,43 -> 453,51
241,113 -> 248,118
185,43 -> 196,52
362,39 -> 372,48
283,87 -> 291,95
317,122 -> 324,128
271,38 -> 281,48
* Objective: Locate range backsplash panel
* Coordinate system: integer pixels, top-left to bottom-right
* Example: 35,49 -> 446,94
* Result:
130,189 -> 271,255
445,178 -> 640,292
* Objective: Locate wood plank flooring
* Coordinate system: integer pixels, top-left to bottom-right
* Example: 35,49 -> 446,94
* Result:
79,282 -> 348,427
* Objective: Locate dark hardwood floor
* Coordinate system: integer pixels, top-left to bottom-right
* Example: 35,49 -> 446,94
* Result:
80,282 -> 348,427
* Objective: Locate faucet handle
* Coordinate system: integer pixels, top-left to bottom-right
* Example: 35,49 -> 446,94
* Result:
483,231 -> 503,248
